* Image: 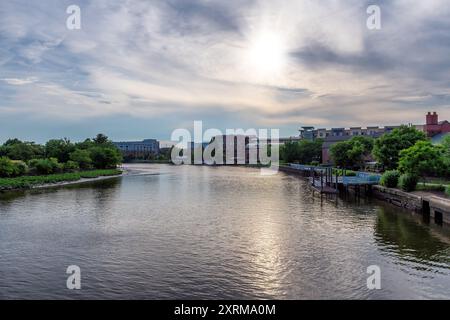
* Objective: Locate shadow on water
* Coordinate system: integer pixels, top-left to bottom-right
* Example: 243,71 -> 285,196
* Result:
374,206 -> 450,264
0,178 -> 122,207
335,190 -> 450,270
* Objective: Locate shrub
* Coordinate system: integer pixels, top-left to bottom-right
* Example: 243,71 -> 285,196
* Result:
398,173 -> 418,192
380,170 -> 400,188
0,157 -> 16,177
28,158 -> 62,175
332,169 -> 357,177
63,160 -> 79,172
310,161 -> 320,166
446,185 -> 450,197
12,160 -> 28,176
416,184 -> 445,192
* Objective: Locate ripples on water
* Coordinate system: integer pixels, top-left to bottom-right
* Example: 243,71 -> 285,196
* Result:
0,164 -> 449,299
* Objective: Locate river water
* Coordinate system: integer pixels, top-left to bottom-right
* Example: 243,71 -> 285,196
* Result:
1,164 -> 449,299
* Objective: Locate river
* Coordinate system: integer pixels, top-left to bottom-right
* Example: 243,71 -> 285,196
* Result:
1,164 -> 449,299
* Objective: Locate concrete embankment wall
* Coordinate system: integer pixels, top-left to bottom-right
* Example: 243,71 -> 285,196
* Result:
372,185 -> 423,212
279,165 -> 306,175
372,185 -> 450,225
428,196 -> 450,225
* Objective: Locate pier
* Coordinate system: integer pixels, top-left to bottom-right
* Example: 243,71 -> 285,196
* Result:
284,164 -> 381,194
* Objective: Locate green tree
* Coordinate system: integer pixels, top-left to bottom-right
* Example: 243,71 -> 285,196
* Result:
330,136 -> 373,169
0,139 -> 44,161
398,140 -> 447,182
442,135 -> 450,151
93,133 -> 109,145
89,147 -> 122,169
74,138 -> 95,150
280,141 -> 300,163
69,149 -> 93,169
373,126 -> 427,170
45,138 -> 75,163
298,139 -> 323,164
280,139 -> 323,164
441,135 -> 450,171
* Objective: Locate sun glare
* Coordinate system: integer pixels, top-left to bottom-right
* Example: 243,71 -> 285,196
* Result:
246,31 -> 288,80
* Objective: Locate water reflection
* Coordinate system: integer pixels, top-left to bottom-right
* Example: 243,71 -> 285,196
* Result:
375,206 -> 450,268
0,164 -> 449,299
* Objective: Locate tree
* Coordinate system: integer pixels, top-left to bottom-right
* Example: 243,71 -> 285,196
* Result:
398,140 -> 447,182
74,138 -> 94,150
89,147 -> 122,169
373,126 -> 426,170
45,138 -> 75,163
0,139 -> 44,161
297,139 -> 323,164
69,149 -> 92,169
93,133 -> 109,145
280,139 -> 323,164
280,141 -> 300,163
330,136 -> 373,169
442,135 -> 450,152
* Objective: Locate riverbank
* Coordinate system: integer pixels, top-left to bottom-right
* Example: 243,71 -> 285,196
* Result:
125,159 -> 171,164
279,164 -> 450,225
0,169 -> 123,192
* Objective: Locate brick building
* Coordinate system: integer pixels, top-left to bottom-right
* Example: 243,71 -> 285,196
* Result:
425,112 -> 450,137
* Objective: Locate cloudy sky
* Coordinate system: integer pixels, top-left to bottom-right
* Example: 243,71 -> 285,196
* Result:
0,0 -> 449,143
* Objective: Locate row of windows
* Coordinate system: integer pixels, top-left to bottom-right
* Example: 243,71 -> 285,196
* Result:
317,130 -> 383,138
118,145 -> 158,151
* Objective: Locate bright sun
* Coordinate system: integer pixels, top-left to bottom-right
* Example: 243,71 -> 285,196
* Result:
246,31 -> 287,79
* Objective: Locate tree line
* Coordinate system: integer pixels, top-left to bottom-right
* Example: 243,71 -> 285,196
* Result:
0,134 -> 122,177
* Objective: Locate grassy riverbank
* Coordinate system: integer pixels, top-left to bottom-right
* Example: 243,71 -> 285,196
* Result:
0,169 -> 122,191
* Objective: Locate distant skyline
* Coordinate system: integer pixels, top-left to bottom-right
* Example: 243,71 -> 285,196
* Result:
1,0 -> 450,143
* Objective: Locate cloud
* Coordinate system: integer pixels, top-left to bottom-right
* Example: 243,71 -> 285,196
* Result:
1,77 -> 38,85
0,0 -> 450,142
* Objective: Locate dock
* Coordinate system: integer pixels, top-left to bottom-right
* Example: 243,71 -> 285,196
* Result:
285,164 -> 381,194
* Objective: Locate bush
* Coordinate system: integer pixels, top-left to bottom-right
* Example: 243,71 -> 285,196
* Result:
0,157 -> 16,177
446,185 -> 450,197
63,160 -> 79,172
380,170 -> 400,188
398,173 -> 418,192
12,161 -> 28,176
332,169 -> 357,177
28,158 -> 62,175
310,161 -> 320,166
416,184 -> 445,192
